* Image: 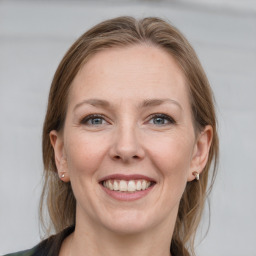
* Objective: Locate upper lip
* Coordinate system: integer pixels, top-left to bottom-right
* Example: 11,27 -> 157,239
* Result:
99,174 -> 156,183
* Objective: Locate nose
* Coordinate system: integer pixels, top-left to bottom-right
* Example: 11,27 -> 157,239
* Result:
109,124 -> 145,163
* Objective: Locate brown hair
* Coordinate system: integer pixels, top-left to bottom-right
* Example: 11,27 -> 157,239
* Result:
41,16 -> 218,256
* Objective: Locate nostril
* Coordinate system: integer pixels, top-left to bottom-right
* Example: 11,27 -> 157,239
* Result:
113,154 -> 140,161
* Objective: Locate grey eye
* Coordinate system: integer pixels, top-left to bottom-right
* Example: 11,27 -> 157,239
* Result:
81,114 -> 107,126
90,118 -> 104,125
149,114 -> 176,126
153,117 -> 167,125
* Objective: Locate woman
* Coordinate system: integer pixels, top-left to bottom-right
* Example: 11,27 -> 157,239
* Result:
6,16 -> 218,256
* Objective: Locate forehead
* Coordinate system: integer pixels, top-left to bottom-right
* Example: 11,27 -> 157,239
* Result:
69,44 -> 190,109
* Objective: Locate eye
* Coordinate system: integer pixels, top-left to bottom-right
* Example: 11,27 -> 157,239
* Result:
148,114 -> 176,126
80,114 -> 108,126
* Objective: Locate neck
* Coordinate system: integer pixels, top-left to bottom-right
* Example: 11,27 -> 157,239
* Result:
71,228 -> 172,256
67,213 -> 175,256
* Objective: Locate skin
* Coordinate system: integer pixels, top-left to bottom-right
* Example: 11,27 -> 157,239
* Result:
50,44 -> 212,256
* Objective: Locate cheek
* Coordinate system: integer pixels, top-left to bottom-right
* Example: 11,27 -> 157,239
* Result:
143,133 -> 195,219
64,131 -> 108,177
146,132 -> 194,178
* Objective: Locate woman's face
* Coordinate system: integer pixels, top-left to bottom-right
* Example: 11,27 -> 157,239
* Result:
52,45 -> 209,235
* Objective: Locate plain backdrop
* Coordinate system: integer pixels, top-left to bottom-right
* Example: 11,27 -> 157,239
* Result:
0,1 -> 256,255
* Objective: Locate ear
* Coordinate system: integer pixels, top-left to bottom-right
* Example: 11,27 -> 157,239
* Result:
187,125 -> 213,181
50,130 -> 70,182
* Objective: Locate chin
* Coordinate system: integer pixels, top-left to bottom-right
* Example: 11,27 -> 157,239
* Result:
99,209 -> 157,235
104,222 -> 150,236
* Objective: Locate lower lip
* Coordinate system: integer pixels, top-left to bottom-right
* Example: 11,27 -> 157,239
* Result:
100,184 -> 155,201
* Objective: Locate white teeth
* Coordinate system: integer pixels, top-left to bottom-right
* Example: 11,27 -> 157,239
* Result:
103,179 -> 152,192
113,180 -> 118,191
127,180 -> 136,192
136,180 -> 142,190
142,180 -> 147,190
119,180 -> 127,191
108,180 -> 113,190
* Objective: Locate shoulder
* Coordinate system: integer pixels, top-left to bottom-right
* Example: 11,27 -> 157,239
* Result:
3,226 -> 74,256
3,246 -> 37,256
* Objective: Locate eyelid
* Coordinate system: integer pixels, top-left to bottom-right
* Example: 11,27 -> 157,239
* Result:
80,114 -> 109,125
147,113 -> 176,125
79,113 -> 176,126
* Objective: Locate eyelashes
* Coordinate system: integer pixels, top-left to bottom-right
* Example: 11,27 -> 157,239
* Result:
80,113 -> 176,127
148,113 -> 176,125
80,114 -> 107,126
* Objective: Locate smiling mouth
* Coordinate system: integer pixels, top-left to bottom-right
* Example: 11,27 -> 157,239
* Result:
101,179 -> 155,193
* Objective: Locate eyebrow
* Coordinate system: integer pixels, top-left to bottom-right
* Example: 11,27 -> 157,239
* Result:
73,98 -> 182,112
139,98 -> 182,110
74,99 -> 110,111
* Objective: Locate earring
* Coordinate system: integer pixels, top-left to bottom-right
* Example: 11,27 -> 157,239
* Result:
192,171 -> 199,181
59,172 -> 65,179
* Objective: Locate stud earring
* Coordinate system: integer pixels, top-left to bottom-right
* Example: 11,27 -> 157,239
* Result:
192,171 -> 199,181
59,172 -> 65,179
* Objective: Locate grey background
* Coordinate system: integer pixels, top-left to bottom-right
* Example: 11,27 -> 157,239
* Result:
0,0 -> 256,255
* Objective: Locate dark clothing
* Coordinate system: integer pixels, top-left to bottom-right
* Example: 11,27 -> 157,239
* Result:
5,226 -> 179,256
4,226 -> 75,256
